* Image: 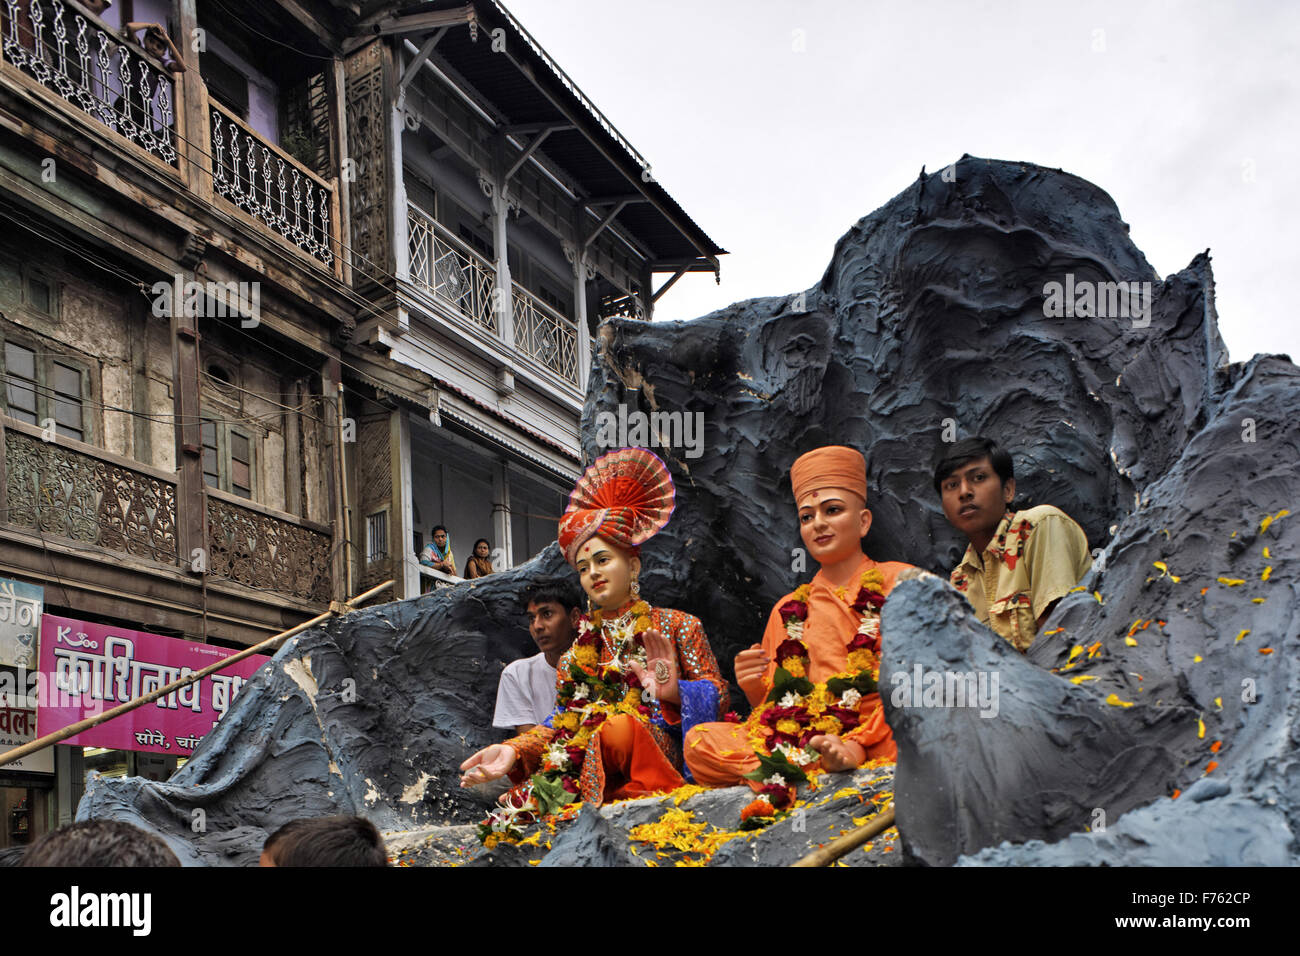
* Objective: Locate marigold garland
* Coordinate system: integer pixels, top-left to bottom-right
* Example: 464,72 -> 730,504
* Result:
739,569 -> 887,828
477,601 -> 655,845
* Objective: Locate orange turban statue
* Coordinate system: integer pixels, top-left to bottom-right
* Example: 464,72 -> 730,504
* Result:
557,448 -> 675,565
789,445 -> 867,504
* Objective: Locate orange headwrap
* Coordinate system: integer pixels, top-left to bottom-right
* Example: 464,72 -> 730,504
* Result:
558,448 -> 675,565
790,446 -> 867,504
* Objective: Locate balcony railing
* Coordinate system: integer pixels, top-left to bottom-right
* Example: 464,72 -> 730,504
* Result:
209,99 -> 337,272
417,564 -> 463,592
1,418 -> 178,564
513,286 -> 578,385
406,202 -> 580,386
206,489 -> 333,605
407,203 -> 497,334
0,0 -> 178,166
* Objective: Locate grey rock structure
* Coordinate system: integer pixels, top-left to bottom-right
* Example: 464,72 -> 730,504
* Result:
79,156 -> 1298,866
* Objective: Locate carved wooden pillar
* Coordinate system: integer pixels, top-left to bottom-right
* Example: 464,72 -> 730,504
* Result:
171,284 -> 204,572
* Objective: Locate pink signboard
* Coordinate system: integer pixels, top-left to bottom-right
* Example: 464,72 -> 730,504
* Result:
36,614 -> 271,756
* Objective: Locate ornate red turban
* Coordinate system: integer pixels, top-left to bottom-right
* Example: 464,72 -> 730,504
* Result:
558,448 -> 675,565
790,446 -> 867,504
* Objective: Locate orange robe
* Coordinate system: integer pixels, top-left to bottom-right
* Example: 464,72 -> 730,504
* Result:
506,606 -> 728,804
684,554 -> 915,787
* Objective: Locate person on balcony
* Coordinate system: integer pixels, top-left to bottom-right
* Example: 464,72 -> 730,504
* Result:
123,23 -> 187,74
419,525 -> 456,576
464,538 -> 495,579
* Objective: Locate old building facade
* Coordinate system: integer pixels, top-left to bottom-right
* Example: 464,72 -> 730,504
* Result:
0,0 -> 721,845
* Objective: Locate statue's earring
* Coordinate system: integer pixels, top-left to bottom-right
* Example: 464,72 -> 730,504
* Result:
631,575 -> 641,599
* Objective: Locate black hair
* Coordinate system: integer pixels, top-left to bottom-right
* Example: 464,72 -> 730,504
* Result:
20,819 -> 181,867
473,538 -> 491,550
263,815 -> 388,867
932,436 -> 1014,494
0,846 -> 25,867
431,525 -> 447,536
520,577 -> 583,614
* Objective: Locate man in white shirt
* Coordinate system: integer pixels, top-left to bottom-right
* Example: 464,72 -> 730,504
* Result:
492,579 -> 582,734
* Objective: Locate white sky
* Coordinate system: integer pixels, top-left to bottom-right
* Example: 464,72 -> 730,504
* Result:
506,0 -> 1300,364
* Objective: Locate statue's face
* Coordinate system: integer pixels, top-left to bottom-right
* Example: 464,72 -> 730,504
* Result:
797,488 -> 871,566
573,536 -> 640,611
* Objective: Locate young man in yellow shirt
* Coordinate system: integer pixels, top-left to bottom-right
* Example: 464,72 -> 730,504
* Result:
935,437 -> 1092,651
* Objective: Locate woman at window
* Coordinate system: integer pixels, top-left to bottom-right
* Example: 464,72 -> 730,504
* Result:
464,538 -> 495,579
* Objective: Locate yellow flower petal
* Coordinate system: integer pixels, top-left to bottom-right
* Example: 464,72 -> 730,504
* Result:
1193,655 -> 1203,663
1069,675 -> 1099,684
1106,693 -> 1135,708
1261,566 -> 1272,581
1218,578 -> 1246,587
1068,585 -> 1088,593
1197,718 -> 1205,739
1153,561 -> 1168,573
1214,697 -> 1222,710
1093,591 -> 1104,604
1262,546 -> 1271,559
1252,597 -> 1266,604
1260,509 -> 1290,534
1125,637 -> 1138,647
1068,645 -> 1084,662
1235,629 -> 1250,643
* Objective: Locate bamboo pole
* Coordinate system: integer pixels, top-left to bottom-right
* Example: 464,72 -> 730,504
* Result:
791,805 -> 896,868
0,580 -> 394,769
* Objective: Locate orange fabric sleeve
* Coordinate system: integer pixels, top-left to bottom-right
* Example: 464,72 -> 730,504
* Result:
738,601 -> 789,709
504,724 -> 554,784
658,612 -> 728,725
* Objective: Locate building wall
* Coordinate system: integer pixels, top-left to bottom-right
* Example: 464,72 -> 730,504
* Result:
0,238 -> 173,469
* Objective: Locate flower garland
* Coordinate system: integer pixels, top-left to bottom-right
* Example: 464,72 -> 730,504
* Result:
478,600 -> 656,846
738,569 -> 886,830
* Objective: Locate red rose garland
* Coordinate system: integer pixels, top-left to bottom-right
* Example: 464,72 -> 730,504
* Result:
739,569 -> 887,829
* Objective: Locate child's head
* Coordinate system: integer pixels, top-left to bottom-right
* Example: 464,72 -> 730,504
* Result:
259,815 -> 389,867
933,436 -> 1016,541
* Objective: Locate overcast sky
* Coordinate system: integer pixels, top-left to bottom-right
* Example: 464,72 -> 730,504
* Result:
507,0 -> 1299,364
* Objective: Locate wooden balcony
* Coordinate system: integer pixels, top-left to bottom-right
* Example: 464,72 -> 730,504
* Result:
0,415 -> 333,609
0,416 -> 179,566
205,488 -> 333,605
0,0 -> 179,167
0,0 -> 343,280
208,99 -> 340,276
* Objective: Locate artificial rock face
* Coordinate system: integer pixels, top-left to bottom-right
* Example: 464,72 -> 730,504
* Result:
79,157 -> 1298,866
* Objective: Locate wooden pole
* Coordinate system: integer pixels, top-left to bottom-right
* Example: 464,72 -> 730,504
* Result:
0,580 -> 394,769
790,805 -> 896,868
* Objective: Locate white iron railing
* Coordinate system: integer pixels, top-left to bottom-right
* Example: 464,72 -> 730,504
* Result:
407,203 -> 498,334
0,0 -> 177,165
512,285 -> 577,385
209,100 -> 336,269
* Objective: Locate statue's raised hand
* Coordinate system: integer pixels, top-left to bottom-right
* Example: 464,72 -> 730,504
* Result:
734,644 -> 771,708
629,628 -> 679,705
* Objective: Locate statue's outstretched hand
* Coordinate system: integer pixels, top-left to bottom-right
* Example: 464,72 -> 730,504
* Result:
629,628 -> 679,705
459,744 -> 517,787
808,734 -> 866,773
735,644 -> 770,708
